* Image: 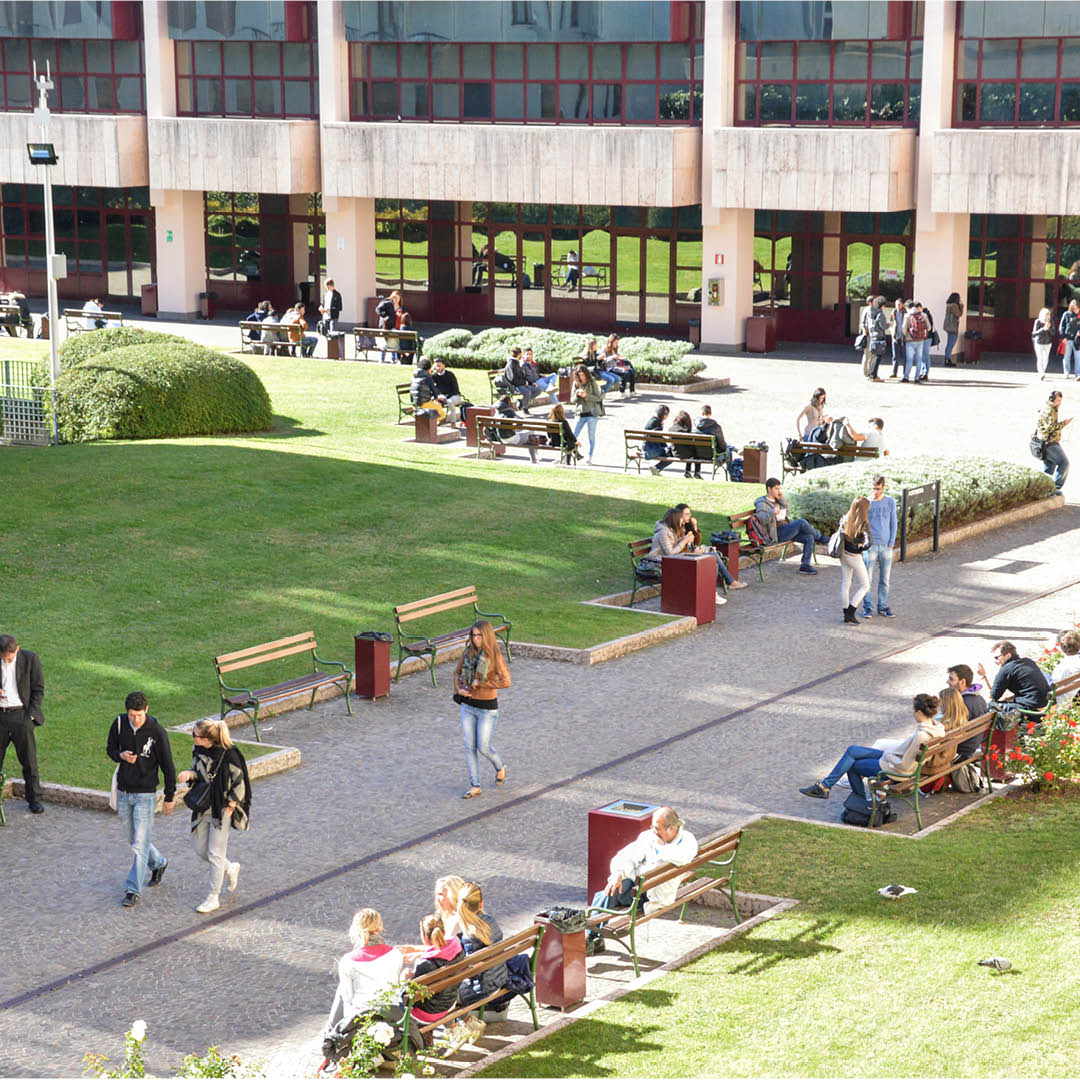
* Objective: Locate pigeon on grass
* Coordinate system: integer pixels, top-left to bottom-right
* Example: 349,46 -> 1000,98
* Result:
877,884 -> 918,899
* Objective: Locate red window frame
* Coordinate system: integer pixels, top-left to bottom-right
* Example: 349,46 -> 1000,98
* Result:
349,38 -> 705,126
175,41 -> 318,119
0,38 -> 145,113
953,37 -> 1080,127
734,38 -> 921,127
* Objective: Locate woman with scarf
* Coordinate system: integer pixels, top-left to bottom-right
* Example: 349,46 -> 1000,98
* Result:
454,620 -> 511,799
176,718 -> 250,914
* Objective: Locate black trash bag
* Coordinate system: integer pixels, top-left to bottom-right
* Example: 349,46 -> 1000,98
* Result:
535,906 -> 589,933
711,530 -> 741,546
355,631 -> 393,643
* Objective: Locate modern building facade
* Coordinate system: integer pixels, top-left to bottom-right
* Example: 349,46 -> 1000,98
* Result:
1,0 -> 1079,353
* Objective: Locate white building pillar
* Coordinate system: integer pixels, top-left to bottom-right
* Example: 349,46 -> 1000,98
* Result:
913,1 -> 968,357
152,188 -> 204,319
700,0 -> 754,350
323,196 -> 376,328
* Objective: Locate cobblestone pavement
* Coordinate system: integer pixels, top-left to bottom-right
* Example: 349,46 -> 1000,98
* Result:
3,323 -> 1078,1074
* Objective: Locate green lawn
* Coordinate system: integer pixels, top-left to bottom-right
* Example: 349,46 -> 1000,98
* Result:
484,790 -> 1080,1077
1,337 -> 755,790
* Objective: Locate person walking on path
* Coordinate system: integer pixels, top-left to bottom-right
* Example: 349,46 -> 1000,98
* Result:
837,497 -> 871,625
1035,390 -> 1071,494
176,718 -> 250,914
106,691 -> 176,907
860,476 -> 897,620
1032,307 -> 1055,379
0,633 -> 46,814
942,292 -> 963,365
570,363 -> 604,465
454,621 -> 510,799
1059,299 -> 1080,379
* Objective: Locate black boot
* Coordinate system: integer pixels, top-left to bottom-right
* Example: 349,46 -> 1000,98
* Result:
844,605 -> 860,625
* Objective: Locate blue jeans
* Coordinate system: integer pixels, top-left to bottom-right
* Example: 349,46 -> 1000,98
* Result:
534,374 -> 558,397
301,334 -> 318,357
573,414 -> 598,456
117,790 -> 166,896
861,544 -> 893,614
904,341 -> 921,380
920,339 -> 931,378
944,330 -> 958,362
776,518 -> 818,568
586,877 -> 641,939
596,370 -> 620,393
822,745 -> 883,801
1064,339 -> 1080,377
461,703 -> 503,788
1043,442 -> 1069,492
890,337 -> 904,376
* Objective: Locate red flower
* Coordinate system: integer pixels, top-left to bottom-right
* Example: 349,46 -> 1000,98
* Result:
1045,772 -> 1055,781
1068,720 -> 1078,728
1027,722 -> 1037,733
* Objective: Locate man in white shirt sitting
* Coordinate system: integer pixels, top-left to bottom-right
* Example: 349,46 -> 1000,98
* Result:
1051,630 -> 1080,703
585,806 -> 698,954
861,417 -> 889,456
82,297 -> 105,331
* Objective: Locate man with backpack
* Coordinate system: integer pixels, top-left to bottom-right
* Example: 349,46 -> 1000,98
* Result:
752,478 -> 823,575
902,301 -> 928,382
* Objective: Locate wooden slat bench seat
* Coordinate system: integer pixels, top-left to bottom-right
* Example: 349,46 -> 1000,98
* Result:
868,712 -> 995,830
623,428 -> 732,479
400,923 -> 544,1053
725,509 -> 817,583
214,631 -> 353,741
781,440 -> 880,478
354,327 -> 421,362
395,382 -> 417,424
63,308 -> 123,334
239,319 -> 294,356
393,587 -> 511,687
1048,671 -> 1080,709
475,414 -> 573,464
586,828 -> 742,977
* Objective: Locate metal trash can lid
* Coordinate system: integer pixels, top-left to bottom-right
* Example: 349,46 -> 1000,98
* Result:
355,631 -> 393,642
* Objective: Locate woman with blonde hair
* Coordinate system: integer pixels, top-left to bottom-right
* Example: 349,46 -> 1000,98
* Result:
838,496 -> 871,625
454,620 -> 511,799
176,718 -> 250,914
435,875 -> 466,937
1032,306 -> 1054,379
937,687 -> 970,732
457,882 -> 507,1011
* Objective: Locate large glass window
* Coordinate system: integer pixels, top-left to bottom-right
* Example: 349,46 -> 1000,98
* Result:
0,38 -> 145,113
350,37 -> 704,124
176,41 -> 317,117
955,37 -> 1080,125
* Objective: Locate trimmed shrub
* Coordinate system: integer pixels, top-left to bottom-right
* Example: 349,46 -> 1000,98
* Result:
423,325 -> 704,385
54,342 -> 273,442
58,326 -> 190,369
786,456 -> 1056,538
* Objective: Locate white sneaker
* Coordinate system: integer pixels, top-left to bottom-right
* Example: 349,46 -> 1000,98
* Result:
196,895 -> 220,914
226,861 -> 240,892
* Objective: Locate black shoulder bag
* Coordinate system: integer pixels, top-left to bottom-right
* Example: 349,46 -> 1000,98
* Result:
183,751 -> 225,814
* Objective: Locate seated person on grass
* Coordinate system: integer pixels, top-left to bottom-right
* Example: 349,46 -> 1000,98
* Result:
411,358 -> 446,423
799,693 -> 945,803
976,640 -> 1050,728
585,806 -> 698,955
753,478 -> 824,575
1050,630 -> 1080,703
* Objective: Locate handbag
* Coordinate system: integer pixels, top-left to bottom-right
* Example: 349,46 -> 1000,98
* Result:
853,331 -> 867,351
827,528 -> 844,558
1059,340 -> 1068,356
929,329 -> 940,347
1029,433 -> 1047,459
183,753 -> 224,814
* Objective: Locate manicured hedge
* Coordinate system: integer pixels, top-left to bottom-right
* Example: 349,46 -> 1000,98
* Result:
786,456 -> 1056,538
58,326 -> 190,368
54,341 -> 273,442
423,325 -> 705,385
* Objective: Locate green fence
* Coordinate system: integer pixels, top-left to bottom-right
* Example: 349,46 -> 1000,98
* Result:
1,359 -> 53,446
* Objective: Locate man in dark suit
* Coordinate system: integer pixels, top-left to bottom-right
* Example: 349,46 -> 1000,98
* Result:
0,633 -> 45,814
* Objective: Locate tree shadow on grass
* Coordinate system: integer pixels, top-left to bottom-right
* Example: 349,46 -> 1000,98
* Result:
258,413 -> 326,438
719,918 -> 845,976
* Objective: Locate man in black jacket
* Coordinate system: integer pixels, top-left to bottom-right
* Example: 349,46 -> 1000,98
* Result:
0,633 -> 46,813
977,641 -> 1051,728
107,691 -> 177,907
319,278 -> 343,333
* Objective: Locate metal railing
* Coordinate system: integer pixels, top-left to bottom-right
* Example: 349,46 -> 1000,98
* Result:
1,358 -> 54,446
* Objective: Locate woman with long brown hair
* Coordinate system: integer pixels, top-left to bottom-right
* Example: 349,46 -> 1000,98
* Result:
838,496 -> 871,625
176,718 -> 250,913
570,363 -> 604,465
453,620 -> 511,799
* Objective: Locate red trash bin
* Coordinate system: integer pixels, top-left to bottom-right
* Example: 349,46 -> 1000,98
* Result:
661,553 -> 717,625
354,632 -> 390,700
587,800 -> 656,903
533,916 -> 586,1010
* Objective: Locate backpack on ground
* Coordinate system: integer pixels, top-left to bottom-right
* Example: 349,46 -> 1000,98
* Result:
951,761 -> 985,794
907,311 -> 928,341
840,791 -> 894,827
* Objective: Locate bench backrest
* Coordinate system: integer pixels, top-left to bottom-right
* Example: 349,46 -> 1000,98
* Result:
394,586 -> 478,625
396,383 -> 412,397
355,327 -> 420,344
1051,672 -> 1080,703
628,538 -> 653,563
215,631 -> 318,675
888,712 -> 995,789
64,308 -> 122,321
477,416 -> 560,438
407,924 -> 543,1001
638,828 -> 742,895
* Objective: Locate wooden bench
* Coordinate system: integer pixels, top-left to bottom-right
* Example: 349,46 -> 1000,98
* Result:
393,587 -> 511,686
781,440 -> 880,478
1048,671 -> 1080,709
238,319 -> 295,356
354,327 -> 421,362
868,712 -> 995,830
627,538 -> 661,607
725,509 -> 816,583
214,631 -> 353,742
400,924 -> 544,1052
487,370 -> 530,406
395,382 -> 418,425
586,828 -> 742,977
623,429 -> 733,480
63,308 -> 123,334
475,414 -> 572,464
0,302 -> 32,338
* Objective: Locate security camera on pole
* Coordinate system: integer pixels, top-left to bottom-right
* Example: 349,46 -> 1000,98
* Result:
28,60 -> 64,441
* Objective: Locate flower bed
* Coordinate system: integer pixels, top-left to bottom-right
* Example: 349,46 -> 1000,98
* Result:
423,326 -> 704,386
786,455 -> 1056,538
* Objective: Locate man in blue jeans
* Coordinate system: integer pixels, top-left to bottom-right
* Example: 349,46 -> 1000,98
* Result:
753,478 -> 824,575
106,691 -> 176,908
861,474 -> 897,619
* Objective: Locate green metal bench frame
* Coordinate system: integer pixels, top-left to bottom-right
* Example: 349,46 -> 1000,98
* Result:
393,587 -> 511,687
586,829 -> 742,977
0,771 -> 6,826
214,631 -> 353,742
395,382 -> 418,424
623,429 -> 733,480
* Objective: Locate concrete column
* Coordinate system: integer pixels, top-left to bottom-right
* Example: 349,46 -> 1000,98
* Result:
700,0 -> 754,351
457,202 -> 473,290
323,196 -> 375,328
317,1 -> 349,125
913,1 -> 968,356
142,1 -> 176,118
151,188 -> 204,319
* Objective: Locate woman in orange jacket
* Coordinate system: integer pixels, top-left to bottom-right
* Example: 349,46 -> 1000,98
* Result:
454,620 -> 511,799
